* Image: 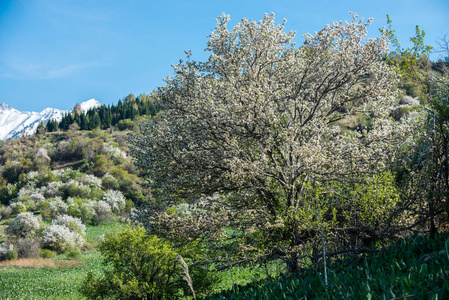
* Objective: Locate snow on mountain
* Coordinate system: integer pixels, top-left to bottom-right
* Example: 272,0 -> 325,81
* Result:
79,99 -> 101,112
0,99 -> 102,140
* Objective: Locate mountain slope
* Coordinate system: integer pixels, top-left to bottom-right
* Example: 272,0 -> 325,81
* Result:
0,99 -> 101,140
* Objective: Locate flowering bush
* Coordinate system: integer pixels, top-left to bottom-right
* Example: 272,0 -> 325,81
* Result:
103,190 -> 125,214
56,169 -> 83,183
43,181 -> 64,198
5,212 -> 40,238
0,205 -> 12,219
46,197 -> 68,219
52,214 -> 86,236
42,224 -> 85,252
79,174 -> 102,188
78,201 -> 96,225
93,201 -> 112,225
9,202 -> 27,214
101,173 -> 119,190
102,141 -> 126,160
65,180 -> 92,198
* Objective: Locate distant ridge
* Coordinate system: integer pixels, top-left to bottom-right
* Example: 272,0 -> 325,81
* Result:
0,99 -> 101,140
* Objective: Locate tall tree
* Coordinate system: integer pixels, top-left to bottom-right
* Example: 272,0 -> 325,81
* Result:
129,14 -> 413,269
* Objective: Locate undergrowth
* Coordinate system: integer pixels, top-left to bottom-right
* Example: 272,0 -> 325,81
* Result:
207,233 -> 449,299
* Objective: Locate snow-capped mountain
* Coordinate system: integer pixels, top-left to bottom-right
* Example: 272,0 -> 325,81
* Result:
0,99 -> 101,140
79,99 -> 101,112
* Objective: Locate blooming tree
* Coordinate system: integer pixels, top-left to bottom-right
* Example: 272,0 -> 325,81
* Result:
129,14 -> 413,268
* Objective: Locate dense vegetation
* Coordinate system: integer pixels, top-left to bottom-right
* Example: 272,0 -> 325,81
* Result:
0,13 -> 449,299
39,93 -> 160,134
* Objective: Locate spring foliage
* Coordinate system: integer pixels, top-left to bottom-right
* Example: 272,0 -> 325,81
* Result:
82,226 -> 186,300
129,13 -> 415,265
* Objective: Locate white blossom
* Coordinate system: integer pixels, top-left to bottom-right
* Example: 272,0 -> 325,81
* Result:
5,212 -> 40,238
52,214 -> 86,236
79,174 -> 102,188
47,197 -> 69,219
102,190 -> 126,214
102,141 -> 126,159
42,224 -> 85,252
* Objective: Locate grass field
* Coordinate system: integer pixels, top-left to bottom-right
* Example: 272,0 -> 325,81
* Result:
0,252 -> 102,299
0,222 -> 127,300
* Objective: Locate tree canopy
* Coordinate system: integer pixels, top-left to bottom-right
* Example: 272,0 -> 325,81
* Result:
129,13 -> 417,269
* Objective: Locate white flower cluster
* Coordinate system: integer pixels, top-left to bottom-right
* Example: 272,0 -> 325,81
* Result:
94,201 -> 112,223
399,95 -> 420,107
43,181 -> 64,198
52,214 -> 86,236
102,141 -> 126,159
42,224 -> 85,252
52,168 -> 70,178
5,212 -> 40,238
102,190 -> 126,214
47,197 -> 68,219
26,171 -> 40,181
79,174 -> 102,188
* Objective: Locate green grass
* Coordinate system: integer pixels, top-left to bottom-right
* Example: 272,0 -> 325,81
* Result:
0,252 -> 103,300
0,221 -> 126,299
206,233 -> 449,299
85,221 -> 127,247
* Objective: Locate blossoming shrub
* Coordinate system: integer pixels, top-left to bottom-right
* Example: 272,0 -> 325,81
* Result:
92,201 -> 112,225
101,173 -> 119,190
79,174 -> 102,189
52,215 -> 86,237
81,226 -> 184,299
65,181 -> 92,199
15,237 -> 41,259
42,224 -> 85,252
43,197 -> 68,220
43,181 -> 64,198
5,212 -> 40,238
78,201 -> 96,225
103,190 -> 125,214
102,141 -> 126,162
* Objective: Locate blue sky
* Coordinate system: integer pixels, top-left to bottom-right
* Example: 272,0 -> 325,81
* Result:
1,0 -> 448,112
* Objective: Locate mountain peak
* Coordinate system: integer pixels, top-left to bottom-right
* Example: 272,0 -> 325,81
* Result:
0,102 -> 13,111
77,99 -> 102,113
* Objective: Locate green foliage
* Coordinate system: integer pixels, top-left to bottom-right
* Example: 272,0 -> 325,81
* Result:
6,249 -> 17,260
39,248 -> 56,259
0,183 -> 18,206
81,226 -> 186,300
92,154 -> 112,177
56,93 -> 160,133
110,168 -> 143,202
117,118 -> 137,131
0,252 -> 103,299
66,249 -> 82,260
207,234 -> 449,299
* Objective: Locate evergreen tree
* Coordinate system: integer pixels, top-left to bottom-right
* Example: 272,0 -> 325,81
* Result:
89,111 -> 101,129
80,113 -> 89,130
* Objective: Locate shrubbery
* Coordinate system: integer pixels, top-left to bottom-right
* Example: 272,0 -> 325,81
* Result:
42,224 -> 85,253
82,226 -> 189,299
5,212 -> 40,238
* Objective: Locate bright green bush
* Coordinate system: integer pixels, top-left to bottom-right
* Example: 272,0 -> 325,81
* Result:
39,248 -> 56,259
81,226 -> 187,299
66,249 -> 82,260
